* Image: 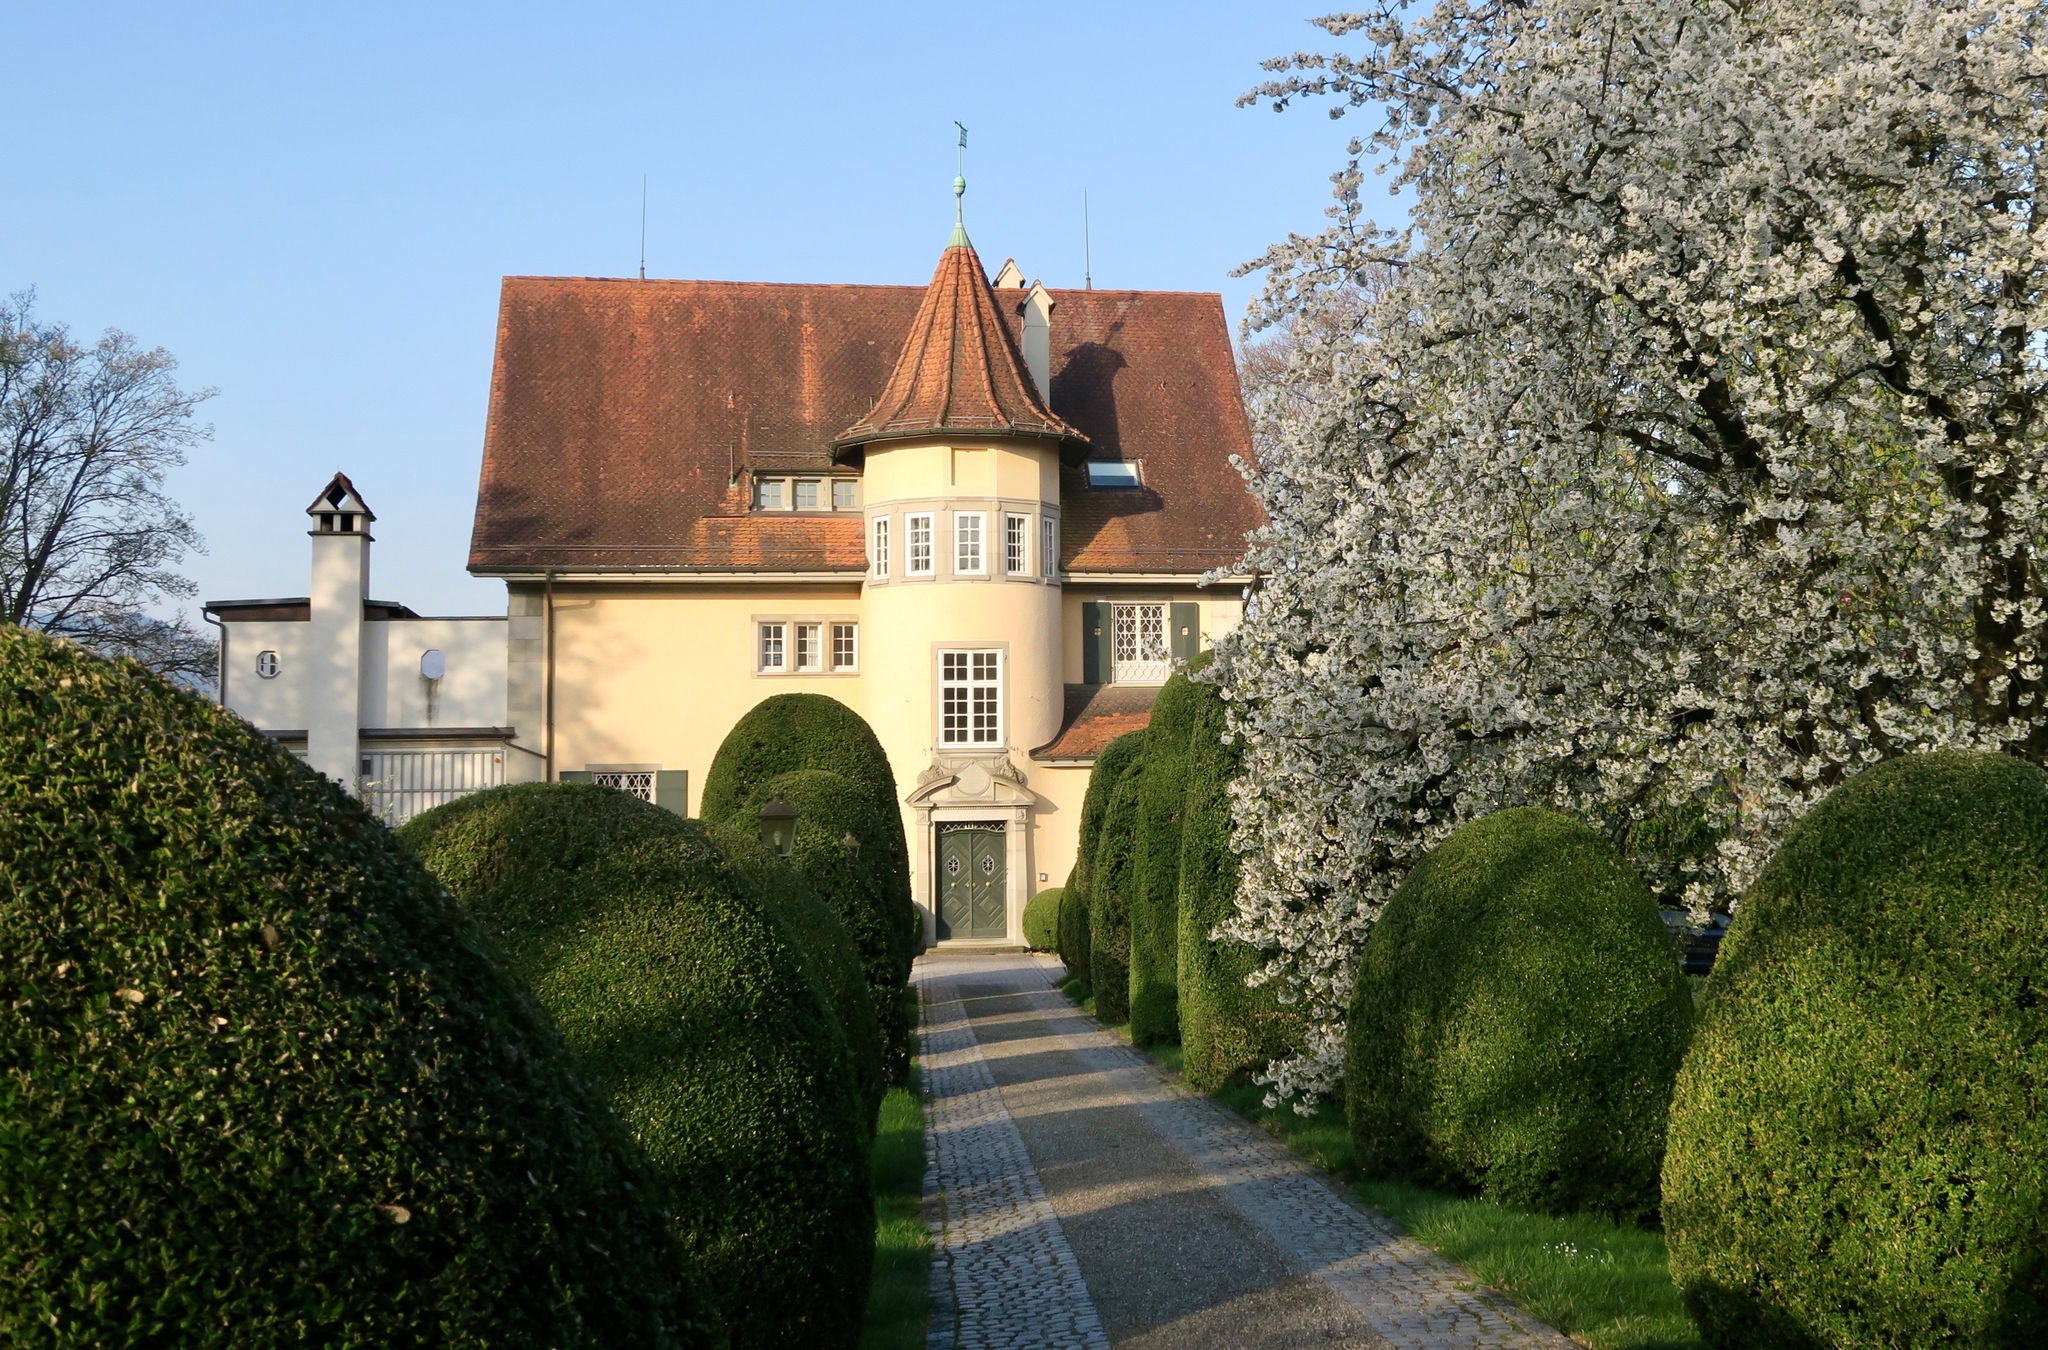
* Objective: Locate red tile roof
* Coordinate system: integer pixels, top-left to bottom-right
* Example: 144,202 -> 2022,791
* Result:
834,241 -> 1085,454
470,257 -> 1260,575
1031,684 -> 1162,762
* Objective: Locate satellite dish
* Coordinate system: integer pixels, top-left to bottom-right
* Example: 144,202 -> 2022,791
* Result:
420,649 -> 446,682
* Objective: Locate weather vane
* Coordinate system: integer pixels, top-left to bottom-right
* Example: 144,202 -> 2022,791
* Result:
951,122 -> 970,244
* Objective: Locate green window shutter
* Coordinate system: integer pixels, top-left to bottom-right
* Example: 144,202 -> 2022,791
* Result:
1170,602 -> 1201,662
655,770 -> 690,816
1082,602 -> 1108,684
558,770 -> 592,784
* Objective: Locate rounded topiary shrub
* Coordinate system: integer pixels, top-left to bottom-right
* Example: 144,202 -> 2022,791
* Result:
1088,733 -> 1151,1026
1177,663 -> 1301,1092
705,819 -> 886,1140
1129,671 -> 1202,1045
402,784 -> 870,1350
0,629 -> 718,1350
700,693 -> 906,862
1056,866 -> 1090,986
1347,807 -> 1693,1222
1664,751 -> 2048,1348
742,769 -> 916,1082
1024,887 -> 1064,951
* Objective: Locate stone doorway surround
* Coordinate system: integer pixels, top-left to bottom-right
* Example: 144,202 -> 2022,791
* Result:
907,752 -> 1038,947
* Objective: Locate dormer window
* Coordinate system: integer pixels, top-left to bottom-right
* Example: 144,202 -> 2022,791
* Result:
753,475 -> 861,512
1085,461 -> 1141,489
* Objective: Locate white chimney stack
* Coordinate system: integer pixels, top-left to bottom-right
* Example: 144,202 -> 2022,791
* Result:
1022,281 -> 1054,402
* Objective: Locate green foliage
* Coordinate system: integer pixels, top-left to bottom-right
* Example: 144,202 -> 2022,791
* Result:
1056,866 -> 1090,983
0,628 -> 717,1350
1177,661 -> 1301,1091
1023,887 -> 1064,951
1087,731 -> 1151,1026
1663,751 -> 2048,1348
1128,672 -> 1202,1045
705,820 -> 886,1139
402,784 -> 871,1350
743,769 -> 916,1084
1347,808 -> 1693,1222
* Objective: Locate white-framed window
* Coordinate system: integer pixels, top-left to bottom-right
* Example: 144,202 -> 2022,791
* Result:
940,649 -> 1004,746
794,622 -> 823,673
907,512 -> 935,575
955,511 -> 986,575
832,479 -> 860,511
256,650 -> 280,678
832,622 -> 858,671
1041,516 -> 1057,578
793,478 -> 822,511
871,516 -> 891,578
1005,513 -> 1030,575
756,616 -> 857,675
1086,461 -> 1141,488
758,622 -> 788,672
754,478 -> 787,510
1112,603 -> 1171,684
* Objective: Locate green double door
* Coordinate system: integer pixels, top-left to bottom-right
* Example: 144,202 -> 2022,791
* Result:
937,822 -> 1007,940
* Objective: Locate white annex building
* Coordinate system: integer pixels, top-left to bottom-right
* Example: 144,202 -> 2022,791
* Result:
208,205 -> 1262,947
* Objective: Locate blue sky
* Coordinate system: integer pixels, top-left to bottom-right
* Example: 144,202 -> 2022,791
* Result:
6,3 -> 1388,617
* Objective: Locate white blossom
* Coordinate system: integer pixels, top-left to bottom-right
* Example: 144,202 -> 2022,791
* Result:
1214,0 -> 2048,1103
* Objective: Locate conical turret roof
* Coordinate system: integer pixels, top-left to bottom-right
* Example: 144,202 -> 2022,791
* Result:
833,239 -> 1088,458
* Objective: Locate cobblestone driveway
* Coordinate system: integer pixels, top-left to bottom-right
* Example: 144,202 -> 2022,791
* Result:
918,951 -> 1572,1350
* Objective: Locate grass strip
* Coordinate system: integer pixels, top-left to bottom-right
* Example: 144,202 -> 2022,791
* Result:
1055,977 -> 1700,1350
859,1060 -> 930,1350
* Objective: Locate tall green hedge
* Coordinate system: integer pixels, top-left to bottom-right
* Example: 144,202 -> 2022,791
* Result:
1056,866 -> 1090,985
1023,887 -> 1064,951
1088,733 -> 1151,1026
704,819 -> 886,1140
0,629 -> 718,1350
1347,807 -> 1693,1222
743,769 -> 916,1083
402,785 -> 871,1350
1128,672 -> 1202,1045
1067,731 -> 1146,996
1177,664 -> 1299,1092
1664,751 -> 2048,1347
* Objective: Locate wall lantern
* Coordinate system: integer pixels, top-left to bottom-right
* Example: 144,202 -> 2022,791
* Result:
758,796 -> 800,858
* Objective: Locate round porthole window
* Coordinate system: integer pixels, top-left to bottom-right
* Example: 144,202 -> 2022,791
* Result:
256,650 -> 280,679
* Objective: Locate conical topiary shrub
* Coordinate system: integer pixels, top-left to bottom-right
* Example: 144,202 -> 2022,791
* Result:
0,628 -> 718,1349
1128,670 -> 1202,1045
1062,730 -> 1150,994
705,819 -> 887,1140
1176,662 -> 1300,1092
402,783 -> 871,1350
1664,751 -> 2048,1347
1088,735 -> 1150,1026
1347,807 -> 1693,1222
742,769 -> 916,1082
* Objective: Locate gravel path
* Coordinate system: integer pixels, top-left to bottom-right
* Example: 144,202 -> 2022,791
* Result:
917,950 -> 1572,1350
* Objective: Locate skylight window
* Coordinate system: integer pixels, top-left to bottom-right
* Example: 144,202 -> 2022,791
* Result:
1085,461 -> 1141,488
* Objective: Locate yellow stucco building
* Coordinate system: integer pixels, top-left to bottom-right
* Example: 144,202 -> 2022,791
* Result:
212,202 -> 1262,948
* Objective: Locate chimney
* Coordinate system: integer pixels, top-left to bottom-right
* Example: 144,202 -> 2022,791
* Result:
304,473 -> 374,788
1022,281 -> 1054,402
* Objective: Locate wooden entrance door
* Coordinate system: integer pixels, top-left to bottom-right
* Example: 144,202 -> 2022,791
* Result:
937,822 -> 1007,940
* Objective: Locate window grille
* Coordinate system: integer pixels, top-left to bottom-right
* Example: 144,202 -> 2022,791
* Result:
907,513 -> 934,575
591,770 -> 655,801
795,623 -> 822,672
832,479 -> 859,510
940,649 -> 1003,745
1005,514 -> 1029,575
872,517 -> 890,577
794,479 -> 821,510
832,623 -> 858,670
758,622 -> 786,672
1111,604 -> 1171,684
955,512 -> 984,574
1041,517 -> 1057,578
